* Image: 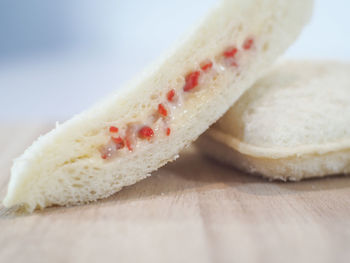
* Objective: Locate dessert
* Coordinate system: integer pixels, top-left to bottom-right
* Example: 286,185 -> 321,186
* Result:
3,0 -> 313,211
198,61 -> 350,180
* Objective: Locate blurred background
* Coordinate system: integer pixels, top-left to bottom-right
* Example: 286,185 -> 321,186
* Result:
0,0 -> 349,122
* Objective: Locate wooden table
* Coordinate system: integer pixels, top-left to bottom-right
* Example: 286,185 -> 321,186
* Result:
1,123 -> 350,263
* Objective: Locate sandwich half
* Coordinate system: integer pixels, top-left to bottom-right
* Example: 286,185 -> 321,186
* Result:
197,61 -> 350,181
3,0 -> 313,211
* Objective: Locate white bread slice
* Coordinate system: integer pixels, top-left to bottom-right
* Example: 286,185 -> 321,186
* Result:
197,61 -> 350,181
3,0 -> 313,211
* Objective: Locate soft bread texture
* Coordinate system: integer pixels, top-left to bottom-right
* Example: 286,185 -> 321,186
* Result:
3,0 -> 312,211
198,61 -> 350,181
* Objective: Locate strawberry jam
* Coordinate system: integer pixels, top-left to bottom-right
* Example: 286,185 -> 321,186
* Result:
243,38 -> 254,50
183,71 -> 201,92
100,37 -> 255,160
167,89 -> 176,102
158,104 -> 168,117
200,60 -> 213,71
223,47 -> 238,58
138,126 -> 154,140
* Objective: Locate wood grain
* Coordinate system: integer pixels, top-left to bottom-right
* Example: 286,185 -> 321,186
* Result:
1,123 -> 350,263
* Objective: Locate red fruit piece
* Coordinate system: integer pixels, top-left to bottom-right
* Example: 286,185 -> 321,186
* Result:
109,126 -> 119,133
166,128 -> 171,136
243,38 -> 254,50
158,103 -> 168,117
167,89 -> 176,102
112,137 -> 125,149
183,71 -> 201,92
223,47 -> 238,58
200,60 -> 213,71
138,126 -> 154,140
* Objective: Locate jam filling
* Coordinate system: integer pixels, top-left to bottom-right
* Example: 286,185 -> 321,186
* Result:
183,71 -> 201,92
100,37 -> 255,160
167,89 -> 176,102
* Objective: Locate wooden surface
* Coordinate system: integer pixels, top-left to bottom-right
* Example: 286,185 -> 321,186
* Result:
1,123 -> 350,263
